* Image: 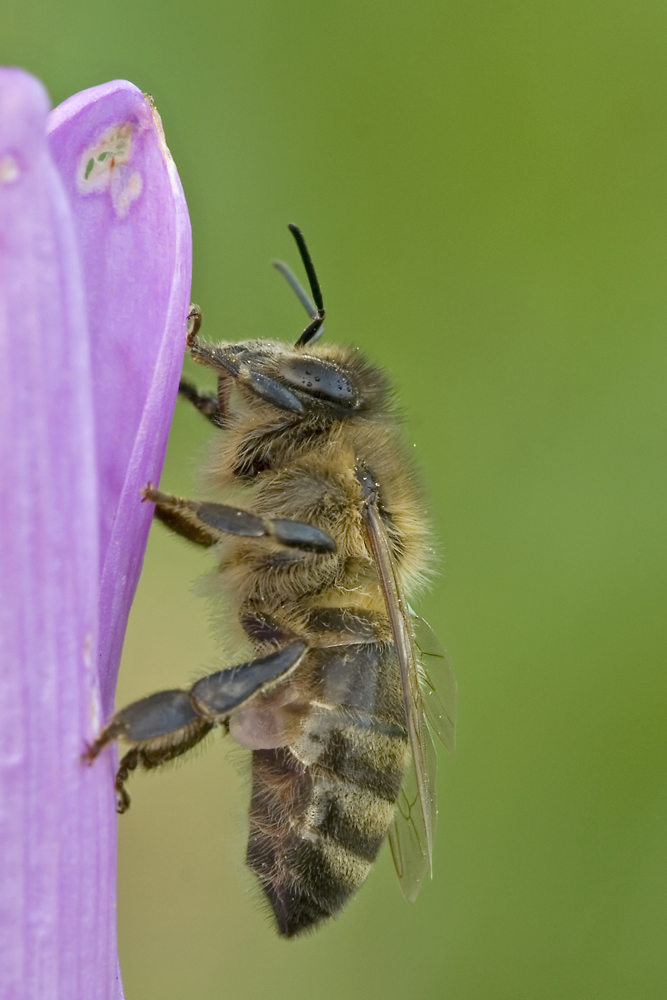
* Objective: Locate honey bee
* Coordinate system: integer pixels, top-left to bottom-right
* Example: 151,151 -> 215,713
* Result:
86,225 -> 457,937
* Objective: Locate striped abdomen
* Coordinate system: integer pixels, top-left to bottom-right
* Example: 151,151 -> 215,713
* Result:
246,637 -> 408,937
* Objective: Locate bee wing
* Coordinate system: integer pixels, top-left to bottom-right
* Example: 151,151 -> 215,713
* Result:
388,615 -> 457,901
387,720 -> 438,902
362,502 -> 437,880
410,611 -> 458,755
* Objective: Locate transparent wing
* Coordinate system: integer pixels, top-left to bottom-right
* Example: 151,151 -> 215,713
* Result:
389,614 -> 456,901
388,722 -> 438,902
362,502 -> 437,882
410,612 -> 457,755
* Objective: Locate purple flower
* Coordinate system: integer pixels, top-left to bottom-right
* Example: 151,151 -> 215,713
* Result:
0,68 -> 192,998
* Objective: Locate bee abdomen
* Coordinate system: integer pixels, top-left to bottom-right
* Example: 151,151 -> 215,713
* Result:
247,710 -> 406,937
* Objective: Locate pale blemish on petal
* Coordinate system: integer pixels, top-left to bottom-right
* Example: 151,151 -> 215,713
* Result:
110,166 -> 143,219
88,687 -> 102,734
83,630 -> 102,733
76,123 -> 143,219
83,631 -> 93,670
0,154 -> 20,184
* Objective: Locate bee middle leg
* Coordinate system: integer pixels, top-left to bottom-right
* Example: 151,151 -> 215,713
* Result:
84,641 -> 307,812
143,485 -> 336,554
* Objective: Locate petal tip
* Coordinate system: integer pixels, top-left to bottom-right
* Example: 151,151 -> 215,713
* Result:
0,67 -> 50,129
47,79 -> 148,136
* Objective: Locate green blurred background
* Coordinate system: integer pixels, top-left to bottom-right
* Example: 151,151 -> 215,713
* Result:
5,1 -> 667,996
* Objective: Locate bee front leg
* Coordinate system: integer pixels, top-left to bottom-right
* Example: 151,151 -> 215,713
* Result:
184,303 -> 304,416
178,379 -> 224,426
179,305 -> 231,427
84,642 -> 307,810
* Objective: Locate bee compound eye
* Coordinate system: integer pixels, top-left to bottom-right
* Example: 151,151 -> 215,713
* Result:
280,358 -> 359,407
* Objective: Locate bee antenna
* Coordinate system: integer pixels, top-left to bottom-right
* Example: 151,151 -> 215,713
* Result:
272,260 -> 318,319
287,224 -> 326,347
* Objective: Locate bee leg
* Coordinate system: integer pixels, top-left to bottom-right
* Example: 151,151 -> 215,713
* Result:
186,302 -> 202,344
183,303 -> 314,416
112,717 -> 218,813
83,642 -> 307,808
188,641 -> 307,717
114,747 -> 139,813
178,379 -> 223,426
187,339 -> 306,415
83,690 -> 215,811
143,485 -> 336,554
146,488 -> 222,548
180,304 -> 232,426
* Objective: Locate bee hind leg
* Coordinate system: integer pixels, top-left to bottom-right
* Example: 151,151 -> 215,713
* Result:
83,642 -> 307,810
83,690 -> 215,812
114,747 -> 139,813
143,485 -> 336,554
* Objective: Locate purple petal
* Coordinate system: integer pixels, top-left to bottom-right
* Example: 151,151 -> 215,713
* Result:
48,81 -> 193,711
0,68 -> 121,999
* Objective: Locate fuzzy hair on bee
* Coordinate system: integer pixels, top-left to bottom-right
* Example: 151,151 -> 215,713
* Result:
85,224 -> 457,938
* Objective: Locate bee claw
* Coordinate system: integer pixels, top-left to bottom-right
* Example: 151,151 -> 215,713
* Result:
81,738 -> 104,765
116,787 -> 131,813
140,482 -> 156,502
186,303 -> 202,345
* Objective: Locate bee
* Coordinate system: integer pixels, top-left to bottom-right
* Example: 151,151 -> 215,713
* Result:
86,225 -> 457,937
